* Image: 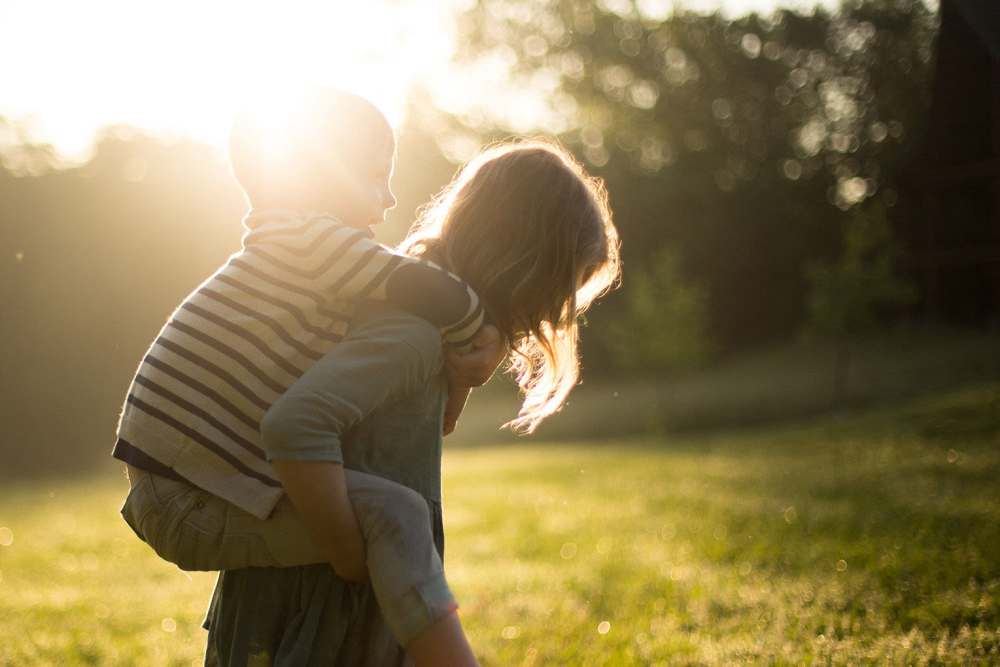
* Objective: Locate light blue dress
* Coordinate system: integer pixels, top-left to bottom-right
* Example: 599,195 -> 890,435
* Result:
203,305 -> 448,667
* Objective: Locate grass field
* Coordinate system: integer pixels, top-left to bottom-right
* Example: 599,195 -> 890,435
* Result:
1,383 -> 998,665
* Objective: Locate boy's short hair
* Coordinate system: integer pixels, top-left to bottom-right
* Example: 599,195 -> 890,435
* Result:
229,88 -> 393,207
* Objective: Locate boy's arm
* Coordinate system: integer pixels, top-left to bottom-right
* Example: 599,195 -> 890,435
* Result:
251,216 -> 483,345
383,261 -> 484,347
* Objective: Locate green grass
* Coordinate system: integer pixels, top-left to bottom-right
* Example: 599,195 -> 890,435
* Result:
452,326 -> 1000,444
1,384 -> 998,665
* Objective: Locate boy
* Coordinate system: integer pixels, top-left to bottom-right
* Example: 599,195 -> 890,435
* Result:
114,89 -> 502,596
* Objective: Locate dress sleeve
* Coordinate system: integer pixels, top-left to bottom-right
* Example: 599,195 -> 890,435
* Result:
259,309 -> 443,463
247,215 -> 483,346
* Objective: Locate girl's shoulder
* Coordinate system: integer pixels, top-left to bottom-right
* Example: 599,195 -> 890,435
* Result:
347,304 -> 445,379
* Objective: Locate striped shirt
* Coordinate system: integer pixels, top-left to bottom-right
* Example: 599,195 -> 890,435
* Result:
113,210 -> 482,519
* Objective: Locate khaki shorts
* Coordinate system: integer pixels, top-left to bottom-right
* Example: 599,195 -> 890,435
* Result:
120,465 -> 456,646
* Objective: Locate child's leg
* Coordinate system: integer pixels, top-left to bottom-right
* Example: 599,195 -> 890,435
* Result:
228,468 -> 461,647
120,465 -> 319,571
123,465 -> 464,651
341,470 -> 459,648
406,610 -> 480,667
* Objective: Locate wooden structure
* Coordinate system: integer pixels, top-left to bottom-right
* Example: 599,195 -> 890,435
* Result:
897,0 -> 1000,327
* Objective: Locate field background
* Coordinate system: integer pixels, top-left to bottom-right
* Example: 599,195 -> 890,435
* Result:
1,382 -> 997,666
2,1 -> 998,663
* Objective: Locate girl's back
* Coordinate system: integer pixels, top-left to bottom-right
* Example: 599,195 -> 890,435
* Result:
204,304 -> 448,666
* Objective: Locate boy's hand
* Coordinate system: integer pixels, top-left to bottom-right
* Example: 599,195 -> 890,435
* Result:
442,325 -> 506,436
444,324 -> 505,388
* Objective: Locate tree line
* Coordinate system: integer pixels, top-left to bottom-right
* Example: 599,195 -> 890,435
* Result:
0,0 -> 945,475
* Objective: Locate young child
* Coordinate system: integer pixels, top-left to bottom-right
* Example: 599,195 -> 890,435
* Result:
114,90 -> 504,661
205,139 -> 622,667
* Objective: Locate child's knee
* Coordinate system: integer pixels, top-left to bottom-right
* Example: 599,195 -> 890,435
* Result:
355,481 -> 431,546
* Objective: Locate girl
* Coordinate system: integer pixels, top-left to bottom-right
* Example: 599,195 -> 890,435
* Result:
204,139 -> 621,666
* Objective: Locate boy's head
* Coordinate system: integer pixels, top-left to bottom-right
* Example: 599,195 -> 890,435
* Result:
229,88 -> 396,229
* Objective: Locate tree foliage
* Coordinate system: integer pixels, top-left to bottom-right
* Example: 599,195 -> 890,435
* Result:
805,199 -> 917,339
449,0 -> 937,352
0,2 -> 943,475
606,248 -> 712,373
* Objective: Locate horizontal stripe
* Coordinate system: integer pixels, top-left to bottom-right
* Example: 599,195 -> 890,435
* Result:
142,354 -> 260,432
171,320 -> 288,395
451,293 -> 483,333
112,438 -> 186,482
229,257 -> 352,323
357,252 -> 404,299
126,395 -> 281,487
180,302 -> 304,379
134,374 -> 266,459
328,244 -> 383,294
121,212 -> 496,519
214,274 -> 341,343
246,230 -> 369,282
154,337 -> 272,412
443,304 -> 485,347
441,279 -> 485,345
199,287 -> 324,361
260,222 -> 338,257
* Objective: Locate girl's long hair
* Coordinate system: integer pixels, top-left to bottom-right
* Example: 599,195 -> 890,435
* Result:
400,139 -> 621,433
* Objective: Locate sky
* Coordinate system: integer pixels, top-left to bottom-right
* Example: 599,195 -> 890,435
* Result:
0,0 -> 842,162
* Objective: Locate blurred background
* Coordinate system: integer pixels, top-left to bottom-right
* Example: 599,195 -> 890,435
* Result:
0,0 -> 997,473
2,1 -> 1000,664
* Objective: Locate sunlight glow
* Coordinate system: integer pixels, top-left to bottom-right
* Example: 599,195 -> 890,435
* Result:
0,0 -> 461,160
0,0 -> 847,161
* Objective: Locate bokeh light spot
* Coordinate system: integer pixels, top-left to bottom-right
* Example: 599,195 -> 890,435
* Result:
782,159 -> 803,180
711,98 -> 732,121
0,527 -> 13,547
597,620 -> 611,635
789,68 -> 809,89
161,617 -> 177,633
740,33 -> 762,59
836,559 -> 848,572
837,177 -> 868,206
869,121 -> 888,143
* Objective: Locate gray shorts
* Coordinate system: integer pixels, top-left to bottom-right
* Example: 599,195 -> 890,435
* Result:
120,465 -> 456,646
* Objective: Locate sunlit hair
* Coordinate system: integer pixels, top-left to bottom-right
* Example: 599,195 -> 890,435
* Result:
400,139 -> 621,433
228,88 -> 391,208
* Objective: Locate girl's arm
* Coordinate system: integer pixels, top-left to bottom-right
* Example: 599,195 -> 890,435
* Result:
260,307 -> 443,580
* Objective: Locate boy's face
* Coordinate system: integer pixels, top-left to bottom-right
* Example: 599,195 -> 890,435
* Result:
333,130 -> 397,231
